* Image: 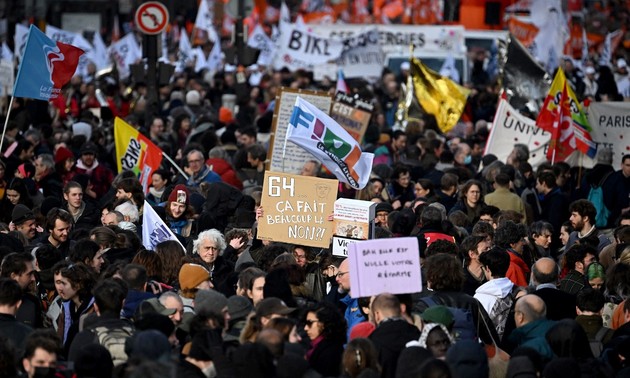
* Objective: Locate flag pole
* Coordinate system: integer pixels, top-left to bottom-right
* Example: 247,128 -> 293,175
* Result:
161,151 -> 189,181
0,95 -> 15,153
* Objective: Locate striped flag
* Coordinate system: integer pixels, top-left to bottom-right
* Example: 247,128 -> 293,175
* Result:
336,69 -> 349,94
286,96 -> 373,189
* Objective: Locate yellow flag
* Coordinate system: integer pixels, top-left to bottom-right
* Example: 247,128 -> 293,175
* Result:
410,57 -> 470,133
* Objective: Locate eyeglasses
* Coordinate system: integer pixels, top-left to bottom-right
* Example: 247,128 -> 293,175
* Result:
188,158 -> 204,164
336,271 -> 349,278
305,319 -> 319,327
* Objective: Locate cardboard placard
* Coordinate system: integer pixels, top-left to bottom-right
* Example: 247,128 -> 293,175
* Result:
258,171 -> 338,248
348,237 -> 422,298
267,88 -> 332,175
331,92 -> 373,143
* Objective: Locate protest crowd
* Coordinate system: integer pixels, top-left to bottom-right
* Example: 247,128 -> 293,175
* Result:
0,0 -> 630,377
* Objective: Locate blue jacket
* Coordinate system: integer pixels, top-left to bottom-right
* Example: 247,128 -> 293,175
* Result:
340,294 -> 366,341
122,290 -> 156,319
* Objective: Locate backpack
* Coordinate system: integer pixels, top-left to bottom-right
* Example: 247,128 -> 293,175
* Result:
589,326 -> 611,358
587,172 -> 613,228
489,286 -> 520,339
92,325 -> 134,366
420,296 -> 476,341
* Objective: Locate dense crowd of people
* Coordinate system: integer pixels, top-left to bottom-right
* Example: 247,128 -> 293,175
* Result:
0,1 -> 629,377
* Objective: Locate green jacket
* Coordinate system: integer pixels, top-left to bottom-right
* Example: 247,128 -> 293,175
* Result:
507,319 -> 556,360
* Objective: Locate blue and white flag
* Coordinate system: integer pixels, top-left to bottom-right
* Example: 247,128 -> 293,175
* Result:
142,200 -> 183,251
286,96 -> 373,189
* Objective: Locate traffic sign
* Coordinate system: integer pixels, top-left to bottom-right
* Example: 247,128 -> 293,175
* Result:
135,1 -> 169,35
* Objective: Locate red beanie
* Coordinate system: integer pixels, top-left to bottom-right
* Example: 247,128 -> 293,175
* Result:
219,107 -> 234,124
54,146 -> 74,164
168,184 -> 190,206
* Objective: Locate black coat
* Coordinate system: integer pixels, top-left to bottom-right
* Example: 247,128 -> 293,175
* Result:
308,337 -> 344,377
0,313 -> 33,359
369,319 -> 421,378
533,287 -> 577,321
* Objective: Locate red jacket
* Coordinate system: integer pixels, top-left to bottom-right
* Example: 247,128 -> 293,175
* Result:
206,158 -> 243,190
506,250 -> 530,287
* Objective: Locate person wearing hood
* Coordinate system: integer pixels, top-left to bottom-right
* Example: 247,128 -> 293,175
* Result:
74,142 -> 114,199
495,221 -> 530,287
410,323 -> 455,360
368,293 -> 420,378
474,249 -> 517,340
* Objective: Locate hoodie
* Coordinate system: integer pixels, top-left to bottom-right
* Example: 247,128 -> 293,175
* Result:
474,277 -> 515,338
506,250 -> 529,287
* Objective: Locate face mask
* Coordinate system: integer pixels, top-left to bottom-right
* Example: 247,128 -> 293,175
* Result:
464,155 -> 472,165
33,367 -> 56,378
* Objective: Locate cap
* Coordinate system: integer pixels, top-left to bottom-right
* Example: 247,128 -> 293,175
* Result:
12,204 -> 35,225
585,66 -> 596,75
186,90 -> 201,106
194,289 -> 228,318
400,61 -> 410,71
219,107 -> 234,124
80,142 -> 98,155
618,58 -> 628,69
421,305 -> 454,329
227,295 -> 253,320
54,146 -> 74,164
255,297 -> 295,318
136,297 -> 177,318
179,263 -> 210,291
168,184 -> 190,206
349,321 -> 376,340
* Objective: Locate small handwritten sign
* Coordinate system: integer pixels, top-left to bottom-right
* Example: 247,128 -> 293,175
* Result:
348,237 -> 422,298
258,171 -> 338,248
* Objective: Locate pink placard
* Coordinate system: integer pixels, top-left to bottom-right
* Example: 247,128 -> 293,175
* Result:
348,237 -> 422,298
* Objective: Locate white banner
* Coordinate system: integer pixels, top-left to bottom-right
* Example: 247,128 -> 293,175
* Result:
90,31 -> 109,70
486,97 -> 550,168
334,29 -> 385,79
248,24 -> 277,66
142,201 -> 184,251
108,33 -> 142,80
194,0 -> 219,42
14,23 -> 29,63
309,24 -> 466,55
274,23 -> 344,71
0,59 -> 14,96
194,40 -> 222,73
586,102 -> 630,166
176,30 -> 194,73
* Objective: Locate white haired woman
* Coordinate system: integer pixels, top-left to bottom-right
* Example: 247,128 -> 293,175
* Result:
192,228 -> 240,296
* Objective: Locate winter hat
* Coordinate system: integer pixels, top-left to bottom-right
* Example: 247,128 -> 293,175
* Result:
54,146 -> 74,164
17,163 -> 34,178
446,340 -> 489,378
188,329 -> 223,361
186,90 -> 201,106
375,202 -> 393,215
420,305 -> 454,330
255,297 -> 296,318
395,346 -> 433,378
179,263 -> 210,291
12,204 -> 35,225
80,142 -> 98,155
168,184 -> 190,206
125,330 -> 171,360
227,295 -> 253,320
349,321 -> 376,340
506,356 -> 537,378
618,58 -> 628,69
73,343 -> 113,378
72,122 -> 92,141
134,312 -> 175,338
219,107 -> 234,124
194,289 -> 228,318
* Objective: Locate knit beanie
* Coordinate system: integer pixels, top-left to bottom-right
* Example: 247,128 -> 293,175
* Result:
168,184 -> 190,206
179,263 -> 210,291
54,146 -> 74,164
12,204 -> 35,225
195,289 -> 228,318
